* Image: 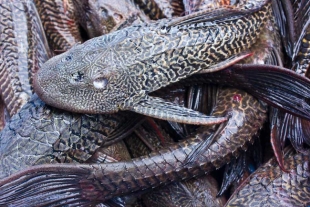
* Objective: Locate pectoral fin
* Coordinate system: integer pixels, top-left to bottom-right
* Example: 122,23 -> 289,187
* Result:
198,52 -> 252,73
131,96 -> 227,125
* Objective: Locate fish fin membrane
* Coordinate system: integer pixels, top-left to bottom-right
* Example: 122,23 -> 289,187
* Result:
272,0 -> 295,57
103,113 -> 145,146
167,64 -> 310,121
0,165 -> 96,206
217,153 -> 247,196
167,4 -> 263,27
183,122 -> 226,166
198,52 -> 252,73
131,96 -> 227,125
271,122 -> 289,172
226,64 -> 310,121
283,113 -> 310,154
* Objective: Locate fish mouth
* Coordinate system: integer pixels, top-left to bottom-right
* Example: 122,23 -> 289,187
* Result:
32,71 -> 61,110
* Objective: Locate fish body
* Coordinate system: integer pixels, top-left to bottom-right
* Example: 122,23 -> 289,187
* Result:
0,87 -> 267,205
34,0 -> 83,51
72,0 -> 150,38
0,0 -> 52,130
0,94 -> 134,179
34,1 -> 270,124
226,149 -> 310,207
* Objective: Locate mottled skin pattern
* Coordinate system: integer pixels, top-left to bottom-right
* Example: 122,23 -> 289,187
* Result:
184,0 -> 232,14
270,0 -> 310,159
34,0 -> 83,51
291,0 -> 310,76
72,0 -> 150,38
0,0 -> 52,119
87,141 -> 132,164
143,175 -> 226,207
0,94 -> 131,179
133,0 -> 167,19
125,120 -> 175,157
126,91 -> 227,206
0,87 -> 267,205
34,1 -> 270,123
153,0 -> 185,18
226,150 -> 310,207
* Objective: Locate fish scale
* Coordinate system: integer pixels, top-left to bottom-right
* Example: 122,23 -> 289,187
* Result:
34,0 -> 83,51
0,88 -> 267,205
34,1 -> 271,125
0,0 -> 51,120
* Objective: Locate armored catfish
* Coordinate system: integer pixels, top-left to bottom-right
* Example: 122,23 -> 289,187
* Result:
34,0 -> 270,124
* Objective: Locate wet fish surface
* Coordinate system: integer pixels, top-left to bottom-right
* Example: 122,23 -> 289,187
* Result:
0,0 -> 52,124
34,0 -> 270,124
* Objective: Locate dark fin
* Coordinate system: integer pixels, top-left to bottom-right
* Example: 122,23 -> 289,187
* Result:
269,108 -> 288,172
290,0 -> 310,45
103,114 -> 145,147
145,117 -> 168,146
218,153 -> 247,196
183,122 -> 226,166
167,121 -> 187,140
292,19 -> 310,75
0,165 -> 95,206
86,141 -> 131,164
131,96 -> 227,125
283,113 -> 310,154
133,0 -> 166,20
197,52 -> 252,73
133,126 -> 156,152
163,64 -> 310,121
272,0 -> 295,58
223,64 -> 310,121
87,150 -> 119,163
200,85 -> 218,115
167,5 -> 254,27
270,124 -> 289,172
184,84 -> 218,135
267,48 -> 284,67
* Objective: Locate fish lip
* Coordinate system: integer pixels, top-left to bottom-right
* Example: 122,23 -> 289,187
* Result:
32,71 -> 55,109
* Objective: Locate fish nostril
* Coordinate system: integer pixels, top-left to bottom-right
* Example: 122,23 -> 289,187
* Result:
71,71 -> 84,83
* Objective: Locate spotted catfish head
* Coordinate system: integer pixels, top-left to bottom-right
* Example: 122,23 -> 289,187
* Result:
33,42 -> 130,114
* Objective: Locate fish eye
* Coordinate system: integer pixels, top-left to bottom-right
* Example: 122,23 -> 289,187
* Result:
93,77 -> 108,89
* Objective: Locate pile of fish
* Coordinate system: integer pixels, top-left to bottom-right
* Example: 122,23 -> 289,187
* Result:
0,0 -> 310,206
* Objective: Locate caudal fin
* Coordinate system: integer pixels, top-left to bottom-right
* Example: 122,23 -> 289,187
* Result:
0,165 -> 96,206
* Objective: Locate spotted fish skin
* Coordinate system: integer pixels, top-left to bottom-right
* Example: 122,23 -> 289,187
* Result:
0,0 -> 52,120
34,0 -> 83,51
0,86 -> 267,205
226,149 -> 310,207
0,94 -> 131,179
34,1 -> 271,117
71,0 -> 150,38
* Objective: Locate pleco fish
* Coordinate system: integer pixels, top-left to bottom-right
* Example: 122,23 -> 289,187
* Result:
34,0 -> 270,125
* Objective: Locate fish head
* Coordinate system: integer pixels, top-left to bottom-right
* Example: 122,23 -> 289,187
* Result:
33,42 -> 129,114
84,0 -> 142,37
